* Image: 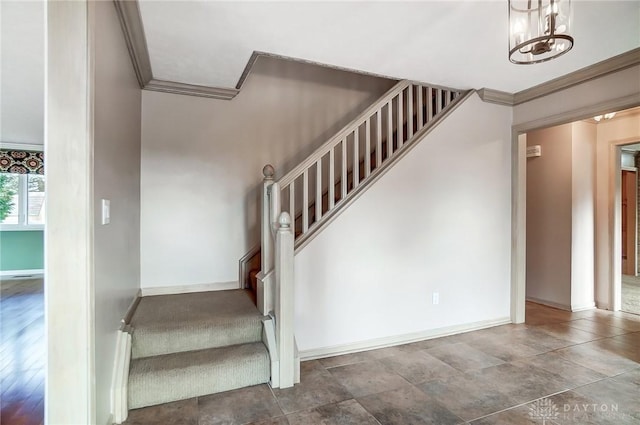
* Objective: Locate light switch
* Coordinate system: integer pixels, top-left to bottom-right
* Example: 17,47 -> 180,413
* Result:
101,199 -> 110,225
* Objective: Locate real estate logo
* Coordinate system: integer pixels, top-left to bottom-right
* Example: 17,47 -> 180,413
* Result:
529,398 -> 560,424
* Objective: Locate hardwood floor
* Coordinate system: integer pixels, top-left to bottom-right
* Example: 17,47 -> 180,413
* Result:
1,278 -> 44,425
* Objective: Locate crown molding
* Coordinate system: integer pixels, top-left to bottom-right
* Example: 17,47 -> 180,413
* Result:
513,47 -> 640,105
477,88 -> 515,106
113,0 -> 152,88
115,0 -> 638,105
513,93 -> 640,133
145,79 -> 239,100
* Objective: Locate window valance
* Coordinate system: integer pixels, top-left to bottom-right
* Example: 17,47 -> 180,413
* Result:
0,149 -> 44,174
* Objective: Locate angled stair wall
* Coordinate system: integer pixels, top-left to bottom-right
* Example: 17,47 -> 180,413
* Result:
246,81 -> 470,291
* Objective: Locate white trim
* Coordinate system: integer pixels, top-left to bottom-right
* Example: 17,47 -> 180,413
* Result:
299,317 -> 511,361
570,302 -> 596,312
0,225 -> 45,231
526,297 -> 572,311
0,269 -> 44,279
262,318 -> 280,388
122,289 -> 141,325
511,93 -> 640,328
110,330 -> 131,424
140,280 -> 239,296
0,142 -> 44,151
478,88 -> 515,106
513,48 -> 640,105
621,166 -> 638,172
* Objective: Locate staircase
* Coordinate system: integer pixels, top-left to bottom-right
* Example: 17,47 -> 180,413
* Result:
114,78 -> 469,422
126,290 -> 270,410
246,80 -> 469,295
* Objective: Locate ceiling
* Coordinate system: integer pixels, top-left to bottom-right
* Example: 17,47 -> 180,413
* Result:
139,0 -> 640,92
1,1 -> 639,145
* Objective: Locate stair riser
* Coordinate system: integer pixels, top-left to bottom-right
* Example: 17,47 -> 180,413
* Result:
128,344 -> 270,409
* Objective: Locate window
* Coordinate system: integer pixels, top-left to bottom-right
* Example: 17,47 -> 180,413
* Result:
0,173 -> 45,229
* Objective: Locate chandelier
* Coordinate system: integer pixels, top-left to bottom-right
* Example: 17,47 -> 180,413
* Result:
509,0 -> 574,64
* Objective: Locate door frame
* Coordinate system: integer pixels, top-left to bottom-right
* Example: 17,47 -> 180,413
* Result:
621,165 -> 637,276
511,96 -> 640,323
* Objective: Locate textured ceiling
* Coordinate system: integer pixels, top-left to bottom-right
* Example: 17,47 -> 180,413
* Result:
139,0 -> 640,92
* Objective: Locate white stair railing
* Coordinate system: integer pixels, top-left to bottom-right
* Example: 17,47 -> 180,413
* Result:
256,79 -> 465,388
258,164 -> 298,388
272,80 -> 462,244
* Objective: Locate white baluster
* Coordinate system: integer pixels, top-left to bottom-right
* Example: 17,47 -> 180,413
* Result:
315,159 -> 322,223
302,169 -> 308,233
353,128 -> 359,189
436,89 -> 442,114
289,182 -> 295,226
387,101 -> 393,157
417,86 -> 423,130
398,89 -> 404,148
329,148 -> 335,210
376,109 -> 382,169
443,89 -> 450,108
261,164 -> 275,274
427,87 -> 433,122
275,212 -> 294,388
270,181 -> 281,236
407,85 -> 413,139
341,138 -> 347,200
365,118 -> 371,178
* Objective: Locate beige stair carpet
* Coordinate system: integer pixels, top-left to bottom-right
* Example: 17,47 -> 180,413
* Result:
130,289 -> 264,358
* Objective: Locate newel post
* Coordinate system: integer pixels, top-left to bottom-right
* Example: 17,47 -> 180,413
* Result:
275,211 -> 295,388
261,164 -> 275,275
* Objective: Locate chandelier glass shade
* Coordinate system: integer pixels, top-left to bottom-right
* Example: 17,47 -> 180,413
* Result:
509,0 -> 574,64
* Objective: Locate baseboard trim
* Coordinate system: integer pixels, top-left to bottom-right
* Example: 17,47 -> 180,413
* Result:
122,289 -> 141,325
140,281 -> 240,296
570,302 -> 596,312
526,297 -> 572,311
0,269 -> 44,279
299,317 -> 511,361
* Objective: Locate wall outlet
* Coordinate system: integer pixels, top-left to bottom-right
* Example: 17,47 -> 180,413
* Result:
432,292 -> 440,305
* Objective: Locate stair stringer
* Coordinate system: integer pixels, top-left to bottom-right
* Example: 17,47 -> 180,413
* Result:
292,89 -> 476,253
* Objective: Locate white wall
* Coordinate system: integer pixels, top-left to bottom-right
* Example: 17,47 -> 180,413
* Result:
571,121 -> 596,310
93,2 -> 141,423
525,124 -> 573,308
140,58 -> 394,289
293,94 -> 512,353
46,1 -> 94,423
525,122 -> 596,311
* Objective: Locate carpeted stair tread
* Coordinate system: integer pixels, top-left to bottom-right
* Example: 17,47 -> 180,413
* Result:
130,289 -> 264,359
128,342 -> 270,409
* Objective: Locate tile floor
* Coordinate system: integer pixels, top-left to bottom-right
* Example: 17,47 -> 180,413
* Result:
0,278 -> 45,425
124,302 -> 640,425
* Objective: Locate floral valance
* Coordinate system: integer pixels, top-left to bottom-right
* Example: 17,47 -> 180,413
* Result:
0,149 -> 44,174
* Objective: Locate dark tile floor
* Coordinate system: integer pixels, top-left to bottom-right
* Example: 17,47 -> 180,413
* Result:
124,302 -> 640,425
2,279 -> 639,425
0,278 -> 45,425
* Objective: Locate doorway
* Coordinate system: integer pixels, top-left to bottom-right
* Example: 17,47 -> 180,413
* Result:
620,145 -> 640,316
